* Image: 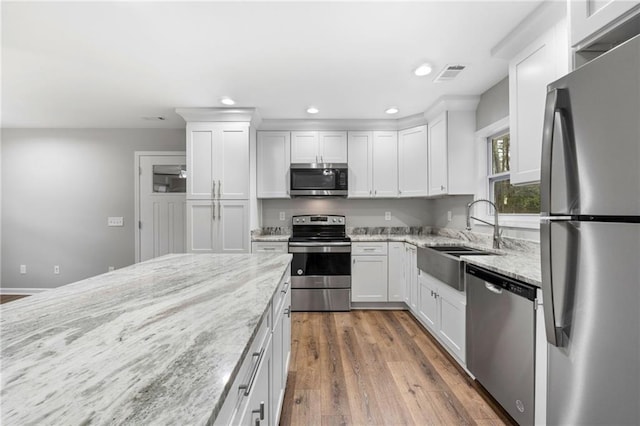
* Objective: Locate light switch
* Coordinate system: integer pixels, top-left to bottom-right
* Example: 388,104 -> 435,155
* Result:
385,212 -> 391,221
108,217 -> 124,227
279,211 -> 286,221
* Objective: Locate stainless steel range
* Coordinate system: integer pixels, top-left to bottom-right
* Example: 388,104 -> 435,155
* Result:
288,215 -> 351,311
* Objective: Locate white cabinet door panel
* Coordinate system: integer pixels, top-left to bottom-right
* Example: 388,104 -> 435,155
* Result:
418,274 -> 439,332
319,131 -> 348,163
428,113 -> 448,196
186,201 -> 215,253
218,201 -> 249,253
352,255 -> 388,302
187,125 -> 215,199
257,131 -> 291,198
218,128 -> 249,199
388,242 -> 405,302
291,131 -> 319,163
398,125 -> 428,197
347,131 -> 373,197
439,294 -> 466,362
372,131 -> 398,197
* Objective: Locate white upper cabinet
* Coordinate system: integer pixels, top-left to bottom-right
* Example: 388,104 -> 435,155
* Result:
372,131 -> 399,197
291,131 -> 347,164
186,122 -> 250,200
570,0 -> 640,48
347,131 -> 398,198
398,125 -> 428,197
257,131 -> 291,198
509,20 -> 568,185
426,108 -> 476,196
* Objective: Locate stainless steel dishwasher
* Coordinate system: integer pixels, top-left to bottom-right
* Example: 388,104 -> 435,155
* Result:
466,264 -> 537,426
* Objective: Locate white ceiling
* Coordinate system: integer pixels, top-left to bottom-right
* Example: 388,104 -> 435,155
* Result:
2,1 -> 543,129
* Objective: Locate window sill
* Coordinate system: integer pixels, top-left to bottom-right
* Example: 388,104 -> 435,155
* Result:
475,214 -> 540,230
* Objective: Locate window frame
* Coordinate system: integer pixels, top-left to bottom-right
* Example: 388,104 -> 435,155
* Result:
474,117 -> 539,230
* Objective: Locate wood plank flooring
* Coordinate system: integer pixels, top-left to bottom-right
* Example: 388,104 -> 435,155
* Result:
0,295 -> 28,304
280,310 -> 515,426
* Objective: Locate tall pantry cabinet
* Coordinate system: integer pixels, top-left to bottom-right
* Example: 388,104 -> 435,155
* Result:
177,109 -> 252,253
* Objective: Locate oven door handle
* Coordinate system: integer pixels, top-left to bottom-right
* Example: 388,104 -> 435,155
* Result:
288,244 -> 352,254
288,242 -> 351,247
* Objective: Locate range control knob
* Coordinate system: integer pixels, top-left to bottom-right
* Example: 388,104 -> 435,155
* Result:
333,218 -> 337,222
297,269 -> 303,275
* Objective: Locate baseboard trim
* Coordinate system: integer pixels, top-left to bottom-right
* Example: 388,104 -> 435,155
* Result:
350,301 -> 408,310
0,287 -> 50,295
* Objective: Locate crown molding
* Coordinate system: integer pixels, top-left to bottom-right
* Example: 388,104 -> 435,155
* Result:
423,95 -> 481,122
257,118 -> 402,131
175,107 -> 257,123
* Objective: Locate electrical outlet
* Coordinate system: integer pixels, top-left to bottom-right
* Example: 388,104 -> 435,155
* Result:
107,217 -> 124,227
108,266 -> 115,272
20,264 -> 27,274
54,265 -> 60,274
385,211 -> 391,221
279,211 -> 285,221
447,210 -> 452,222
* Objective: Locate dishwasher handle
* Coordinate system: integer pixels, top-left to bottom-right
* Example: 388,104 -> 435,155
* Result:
466,264 -> 537,302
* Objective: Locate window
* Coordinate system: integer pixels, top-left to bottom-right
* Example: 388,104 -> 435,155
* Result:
487,132 -> 540,214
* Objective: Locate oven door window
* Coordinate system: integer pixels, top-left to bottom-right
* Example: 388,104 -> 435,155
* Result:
291,169 -> 337,190
291,252 -> 350,276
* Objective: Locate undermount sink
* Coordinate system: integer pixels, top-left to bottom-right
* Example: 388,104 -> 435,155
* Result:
417,245 -> 499,291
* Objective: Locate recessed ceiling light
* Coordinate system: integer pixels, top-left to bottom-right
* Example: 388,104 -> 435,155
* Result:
414,63 -> 433,77
385,107 -> 399,115
306,107 -> 319,114
220,97 -> 235,106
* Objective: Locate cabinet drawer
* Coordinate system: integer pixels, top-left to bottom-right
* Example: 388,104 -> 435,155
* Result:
351,242 -> 388,255
251,242 -> 288,253
214,309 -> 271,425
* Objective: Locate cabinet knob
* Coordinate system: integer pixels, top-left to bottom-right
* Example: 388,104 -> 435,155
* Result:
441,185 -> 445,190
398,190 -> 402,194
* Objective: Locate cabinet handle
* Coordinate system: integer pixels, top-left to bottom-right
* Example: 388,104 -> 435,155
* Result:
369,190 -> 372,195
212,180 -> 216,196
281,282 -> 290,293
263,247 -> 276,251
255,419 -> 259,426
252,401 -> 265,420
441,185 -> 445,191
218,180 -> 221,198
212,202 -> 216,220
285,306 -> 291,318
315,155 -> 318,163
353,258 -> 356,264
238,349 -> 264,396
320,155 -> 324,163
363,248 -> 376,251
398,190 -> 402,194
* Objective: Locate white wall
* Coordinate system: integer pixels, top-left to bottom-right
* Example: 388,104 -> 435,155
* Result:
1,128 -> 185,290
262,198 -> 432,228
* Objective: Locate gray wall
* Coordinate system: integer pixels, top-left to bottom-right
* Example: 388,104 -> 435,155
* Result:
1,128 -> 185,290
262,198 -> 432,228
475,77 -> 509,130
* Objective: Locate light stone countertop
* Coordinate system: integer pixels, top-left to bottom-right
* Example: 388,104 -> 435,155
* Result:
251,234 -> 290,242
350,234 -> 541,287
1,253 -> 292,425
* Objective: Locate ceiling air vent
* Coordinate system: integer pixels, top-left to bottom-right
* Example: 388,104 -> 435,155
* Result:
433,64 -> 466,82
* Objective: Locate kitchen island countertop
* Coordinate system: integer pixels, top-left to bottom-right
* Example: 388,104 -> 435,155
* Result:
0,253 -> 292,425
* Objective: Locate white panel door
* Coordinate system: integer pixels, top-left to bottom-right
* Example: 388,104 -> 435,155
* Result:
218,200 -> 249,253
138,154 -> 186,262
218,126 -> 249,199
372,131 -> 398,197
257,131 -> 291,198
509,22 -> 567,184
347,131 -> 373,198
186,123 -> 215,199
388,242 -> 405,302
319,131 -> 348,163
398,125 -> 428,197
428,113 -> 448,196
186,201 -> 215,253
291,131 -> 319,163
352,255 -> 388,302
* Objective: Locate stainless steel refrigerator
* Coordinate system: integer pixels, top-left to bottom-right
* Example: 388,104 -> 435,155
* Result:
540,33 -> 639,425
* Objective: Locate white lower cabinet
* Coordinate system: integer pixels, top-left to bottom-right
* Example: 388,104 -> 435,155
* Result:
404,244 -> 418,313
186,200 -> 249,253
237,339 -> 272,426
388,242 -> 405,302
251,242 -> 288,253
352,243 -> 388,302
417,272 -> 466,364
271,271 -> 291,426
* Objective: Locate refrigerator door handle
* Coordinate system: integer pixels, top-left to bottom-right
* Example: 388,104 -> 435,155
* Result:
540,220 -> 560,346
540,89 -> 558,216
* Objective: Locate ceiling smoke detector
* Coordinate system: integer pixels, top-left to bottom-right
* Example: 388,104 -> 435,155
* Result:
433,64 -> 467,83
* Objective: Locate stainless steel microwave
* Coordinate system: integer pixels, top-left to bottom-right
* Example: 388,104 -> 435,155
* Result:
290,163 -> 348,197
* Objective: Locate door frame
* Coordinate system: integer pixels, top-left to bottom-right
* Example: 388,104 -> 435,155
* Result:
134,151 -> 186,263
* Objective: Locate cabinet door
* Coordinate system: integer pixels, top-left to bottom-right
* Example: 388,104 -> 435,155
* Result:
257,131 -> 291,198
186,201 -> 215,253
237,338 -> 271,426
291,131 -> 319,163
509,22 -> 568,184
404,244 -> 418,312
186,123 -> 215,199
417,273 -> 439,332
218,200 -> 249,253
398,125 -> 428,197
438,288 -> 466,363
388,242 -> 405,302
218,126 -> 249,199
428,113 -> 448,196
571,1 -> 640,47
372,131 -> 398,197
352,255 -> 388,302
347,131 -> 373,198
271,286 -> 291,426
319,131 -> 348,163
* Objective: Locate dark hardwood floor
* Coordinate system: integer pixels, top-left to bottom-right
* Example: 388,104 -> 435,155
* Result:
280,310 -> 514,426
0,295 -> 28,304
